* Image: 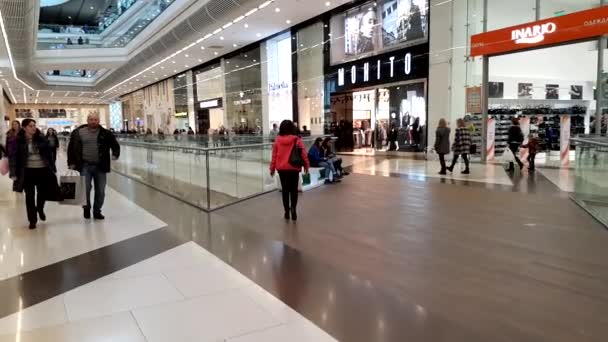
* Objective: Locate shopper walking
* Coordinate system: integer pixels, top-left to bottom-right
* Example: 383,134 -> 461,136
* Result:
388,122 -> 398,151
46,128 -> 59,162
447,118 -> 471,174
507,117 -> 524,172
68,113 -> 120,220
434,118 -> 451,175
12,119 -> 57,229
269,120 -> 309,221
6,120 -> 20,179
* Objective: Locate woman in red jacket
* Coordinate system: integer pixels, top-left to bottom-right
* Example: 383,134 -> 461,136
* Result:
270,120 -> 310,221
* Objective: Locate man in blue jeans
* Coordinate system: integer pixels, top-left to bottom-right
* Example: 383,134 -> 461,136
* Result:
68,113 -> 120,220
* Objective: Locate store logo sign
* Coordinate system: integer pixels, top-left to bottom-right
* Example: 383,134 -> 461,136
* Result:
512,22 -> 557,44
337,53 -> 412,87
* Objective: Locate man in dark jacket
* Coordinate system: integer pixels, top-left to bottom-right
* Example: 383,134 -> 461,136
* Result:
68,113 -> 120,220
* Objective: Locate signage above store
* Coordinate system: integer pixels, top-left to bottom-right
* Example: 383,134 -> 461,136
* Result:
327,43 -> 429,92
199,98 -> 222,109
471,6 -> 608,57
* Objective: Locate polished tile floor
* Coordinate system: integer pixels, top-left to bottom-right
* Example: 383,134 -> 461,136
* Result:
0,242 -> 335,342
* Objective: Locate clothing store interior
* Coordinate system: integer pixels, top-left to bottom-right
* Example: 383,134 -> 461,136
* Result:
478,40 -> 605,166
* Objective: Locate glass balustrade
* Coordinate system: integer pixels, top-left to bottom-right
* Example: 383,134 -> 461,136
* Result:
571,135 -> 608,228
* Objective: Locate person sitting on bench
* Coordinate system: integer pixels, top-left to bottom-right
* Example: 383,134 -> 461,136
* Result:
308,138 -> 340,184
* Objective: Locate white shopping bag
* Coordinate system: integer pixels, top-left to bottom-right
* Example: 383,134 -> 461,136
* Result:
59,170 -> 86,206
498,148 -> 515,166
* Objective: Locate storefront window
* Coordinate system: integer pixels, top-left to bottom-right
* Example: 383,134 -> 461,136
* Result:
297,22 -> 325,135
540,0 -> 601,19
487,0 -> 535,31
263,32 -> 293,133
194,63 -> 225,134
173,73 -> 190,131
329,0 -> 429,65
225,47 -> 262,134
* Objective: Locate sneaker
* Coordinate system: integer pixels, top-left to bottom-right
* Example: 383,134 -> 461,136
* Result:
83,207 -> 91,220
93,213 -> 105,220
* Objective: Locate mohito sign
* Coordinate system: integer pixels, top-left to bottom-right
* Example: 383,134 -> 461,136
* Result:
471,6 -> 608,57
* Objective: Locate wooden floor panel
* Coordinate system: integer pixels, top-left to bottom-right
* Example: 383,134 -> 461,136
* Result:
213,173 -> 608,342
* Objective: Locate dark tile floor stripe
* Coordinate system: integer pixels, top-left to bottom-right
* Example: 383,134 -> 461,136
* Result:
0,227 -> 184,318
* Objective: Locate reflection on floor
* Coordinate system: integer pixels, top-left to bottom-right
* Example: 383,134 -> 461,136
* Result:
0,242 -> 335,342
0,169 -> 166,280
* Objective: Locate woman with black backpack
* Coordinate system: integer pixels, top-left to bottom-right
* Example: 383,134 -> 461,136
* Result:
269,120 -> 310,221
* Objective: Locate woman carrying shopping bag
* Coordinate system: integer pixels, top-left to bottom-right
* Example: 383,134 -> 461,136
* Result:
447,118 -> 471,174
12,119 -> 57,229
270,120 -> 309,221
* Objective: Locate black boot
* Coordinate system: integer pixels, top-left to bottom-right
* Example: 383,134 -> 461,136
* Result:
83,206 -> 91,219
284,210 -> 290,220
38,209 -> 46,221
290,208 -> 297,221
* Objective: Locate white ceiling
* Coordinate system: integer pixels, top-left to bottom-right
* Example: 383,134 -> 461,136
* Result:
0,0 -> 350,105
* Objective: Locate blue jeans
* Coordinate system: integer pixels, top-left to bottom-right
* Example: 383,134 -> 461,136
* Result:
318,161 -> 336,181
82,164 -> 107,214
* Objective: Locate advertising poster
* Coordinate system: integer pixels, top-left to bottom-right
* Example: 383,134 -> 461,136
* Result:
560,116 -> 571,166
465,86 -> 481,114
546,84 -> 559,100
345,5 -> 378,56
518,83 -> 533,99
381,0 -> 427,48
488,82 -> 504,98
486,117 -> 496,161
569,85 -> 583,100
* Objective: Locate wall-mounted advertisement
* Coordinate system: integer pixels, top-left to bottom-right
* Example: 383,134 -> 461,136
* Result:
266,34 -> 293,127
331,0 -> 428,65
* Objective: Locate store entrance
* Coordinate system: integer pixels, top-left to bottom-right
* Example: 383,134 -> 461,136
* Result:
330,80 -> 427,154
483,41 -> 601,167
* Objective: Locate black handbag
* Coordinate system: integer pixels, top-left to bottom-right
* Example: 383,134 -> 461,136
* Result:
289,138 -> 304,168
44,170 -> 62,202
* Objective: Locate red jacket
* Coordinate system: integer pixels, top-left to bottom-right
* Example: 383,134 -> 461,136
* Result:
270,135 -> 310,173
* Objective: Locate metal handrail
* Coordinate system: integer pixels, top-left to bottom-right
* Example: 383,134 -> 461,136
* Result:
571,137 -> 608,148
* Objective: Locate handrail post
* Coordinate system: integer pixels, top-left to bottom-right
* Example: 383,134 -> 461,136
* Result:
206,149 -> 211,210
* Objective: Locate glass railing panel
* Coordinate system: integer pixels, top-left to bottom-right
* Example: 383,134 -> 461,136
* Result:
208,148 -> 239,210
571,137 -> 608,228
235,146 -> 265,200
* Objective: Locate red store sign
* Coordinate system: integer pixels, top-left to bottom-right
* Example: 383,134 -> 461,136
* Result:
471,6 -> 608,57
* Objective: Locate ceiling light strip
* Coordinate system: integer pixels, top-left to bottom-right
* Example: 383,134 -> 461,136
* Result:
0,9 -> 34,91
104,0 -> 276,94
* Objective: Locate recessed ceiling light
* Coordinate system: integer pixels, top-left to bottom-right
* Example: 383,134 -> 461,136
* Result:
325,1 -> 331,6
185,65 -> 189,68
200,46 -> 205,50
220,36 -> 225,40
233,43 -> 238,47
244,24 -> 249,28
161,66 -> 165,69
198,59 -> 203,62
185,54 -> 189,57
174,70 -> 177,72
68,16 -> 72,19
214,51 -> 219,55
172,61 -> 176,63
275,8 -> 280,12
256,33 -> 261,37
286,20 -> 291,24
90,6 -> 94,10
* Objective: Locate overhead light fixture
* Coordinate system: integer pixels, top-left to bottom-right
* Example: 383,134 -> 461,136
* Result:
244,24 -> 249,28
212,28 -> 222,34
220,36 -> 224,40
325,1 -> 331,6
214,51 -> 219,55
233,15 -> 245,23
286,20 -> 291,24
185,54 -> 189,57
222,22 -> 233,29
274,8 -> 280,13
245,8 -> 258,16
259,1 -> 272,9
233,43 -> 238,47
256,33 -> 261,37
198,59 -> 202,62
200,46 -> 205,50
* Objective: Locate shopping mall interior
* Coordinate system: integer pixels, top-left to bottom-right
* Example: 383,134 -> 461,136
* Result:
0,0 -> 607,341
